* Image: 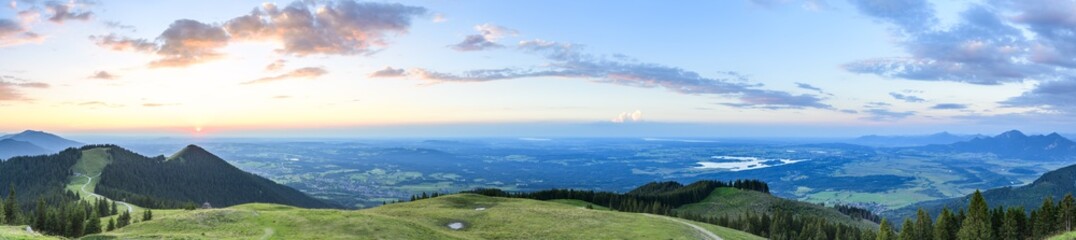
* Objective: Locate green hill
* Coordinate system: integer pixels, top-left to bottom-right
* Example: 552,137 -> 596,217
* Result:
677,187 -> 879,230
0,226 -> 58,240
87,194 -> 764,240
93,145 -> 336,209
887,162 -> 1076,223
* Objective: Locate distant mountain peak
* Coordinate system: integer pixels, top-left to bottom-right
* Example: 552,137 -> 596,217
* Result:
998,130 -> 1027,138
0,130 -> 81,151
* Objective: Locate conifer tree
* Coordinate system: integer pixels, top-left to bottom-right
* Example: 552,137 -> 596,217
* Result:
1061,194 -> 1075,232
957,190 -> 993,240
143,209 -> 153,221
4,184 -> 18,224
85,210 -> 102,234
878,218 -> 896,240
899,218 -> 916,240
1000,207 -> 1022,240
106,217 -> 115,231
915,208 -> 933,240
934,208 -> 958,240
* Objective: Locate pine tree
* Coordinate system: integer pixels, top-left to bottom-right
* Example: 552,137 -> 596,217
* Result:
116,210 -> 131,228
913,208 -> 933,240
899,218 -> 916,240
34,198 -> 46,231
1035,197 -> 1057,238
85,210 -> 102,234
957,190 -> 993,240
106,217 -> 115,231
878,218 -> 896,240
1000,207 -> 1022,240
143,209 -> 153,221
1061,194 -> 1075,232
0,197 -> 4,225
110,201 -> 118,216
4,184 -> 18,224
69,205 -> 85,237
934,208 -> 958,240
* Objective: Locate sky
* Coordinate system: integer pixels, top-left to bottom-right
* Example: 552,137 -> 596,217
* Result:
1,0 -> 1075,138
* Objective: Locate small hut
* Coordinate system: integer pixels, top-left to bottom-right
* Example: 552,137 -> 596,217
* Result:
201,202 -> 213,209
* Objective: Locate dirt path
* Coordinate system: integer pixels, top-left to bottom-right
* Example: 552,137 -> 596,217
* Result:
260,228 -> 275,240
644,214 -> 723,240
79,174 -> 134,213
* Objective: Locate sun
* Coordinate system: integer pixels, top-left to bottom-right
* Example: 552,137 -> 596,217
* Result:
195,126 -> 203,132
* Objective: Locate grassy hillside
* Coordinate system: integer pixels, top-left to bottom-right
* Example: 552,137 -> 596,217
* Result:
87,194 -> 763,240
0,226 -> 59,240
887,163 -> 1076,223
678,187 -> 879,230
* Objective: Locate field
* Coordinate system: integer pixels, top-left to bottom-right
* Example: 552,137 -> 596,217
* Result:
0,226 -> 58,240
86,194 -> 763,240
677,188 -> 878,230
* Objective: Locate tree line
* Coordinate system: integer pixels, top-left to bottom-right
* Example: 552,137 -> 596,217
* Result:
0,183 -> 154,238
884,190 -> 1076,240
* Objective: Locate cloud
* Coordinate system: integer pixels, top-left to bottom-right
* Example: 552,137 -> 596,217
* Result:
103,21 -> 136,31
89,71 -> 117,80
223,1 -> 426,56
89,34 -> 157,52
611,110 -> 643,123
243,67 -> 327,84
0,18 -> 43,47
450,23 -> 517,51
931,103 -> 968,110
272,95 -> 291,99
142,102 -> 178,107
795,82 -> 824,93
265,59 -> 286,71
389,39 -> 831,109
45,1 -> 93,23
77,101 -> 123,108
369,67 -> 406,78
432,13 -> 447,23
845,2 -> 1076,86
92,1 -> 426,67
861,108 -> 916,121
889,92 -> 925,103
151,19 -> 230,68
1002,78 -> 1076,113
846,0 -> 936,31
0,78 -> 49,101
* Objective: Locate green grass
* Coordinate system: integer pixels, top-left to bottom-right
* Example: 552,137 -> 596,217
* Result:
546,199 -> 611,210
87,194 -> 763,239
1050,231 -> 1076,240
65,148 -> 144,216
0,226 -> 59,240
678,187 -> 879,230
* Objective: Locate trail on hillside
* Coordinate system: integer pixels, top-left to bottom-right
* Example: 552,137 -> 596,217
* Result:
260,228 -> 275,240
78,174 -> 134,213
644,214 -> 723,240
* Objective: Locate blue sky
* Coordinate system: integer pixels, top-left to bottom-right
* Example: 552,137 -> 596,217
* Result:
0,0 -> 1074,137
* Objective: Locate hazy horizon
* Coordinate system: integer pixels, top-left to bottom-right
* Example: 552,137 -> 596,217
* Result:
4,0 -> 1076,137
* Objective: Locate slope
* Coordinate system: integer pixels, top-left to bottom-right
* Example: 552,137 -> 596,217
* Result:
917,130 -> 1076,160
677,187 -> 879,230
0,138 -> 49,160
0,130 -> 82,152
887,162 -> 1076,223
87,194 -> 764,240
93,145 -> 336,209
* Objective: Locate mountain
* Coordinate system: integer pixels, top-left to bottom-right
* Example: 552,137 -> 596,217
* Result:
0,138 -> 50,160
846,132 -> 983,147
94,144 -> 337,209
886,162 -> 1076,223
917,130 -> 1076,160
88,195 -> 764,239
677,187 -> 879,230
0,130 -> 82,152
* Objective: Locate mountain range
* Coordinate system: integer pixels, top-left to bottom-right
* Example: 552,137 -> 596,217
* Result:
917,130 -> 1076,160
0,130 -> 82,159
846,132 -> 985,147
